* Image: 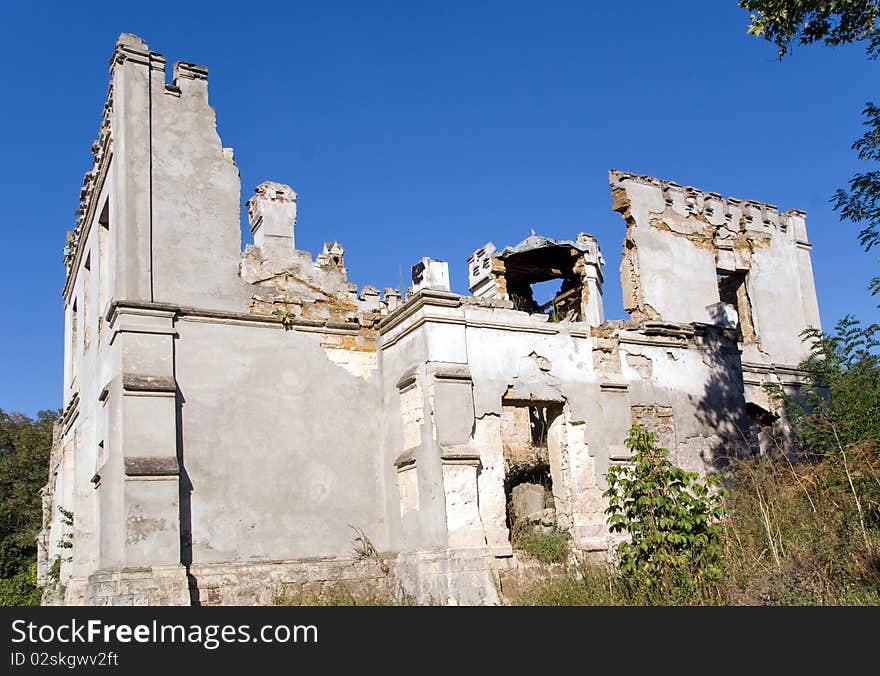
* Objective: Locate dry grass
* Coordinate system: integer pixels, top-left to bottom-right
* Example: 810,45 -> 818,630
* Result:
716,445 -> 880,605
511,522 -> 572,564
272,582 -> 419,606
515,447 -> 880,606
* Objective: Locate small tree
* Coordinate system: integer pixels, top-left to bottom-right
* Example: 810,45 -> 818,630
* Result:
604,426 -> 726,589
786,317 -> 880,454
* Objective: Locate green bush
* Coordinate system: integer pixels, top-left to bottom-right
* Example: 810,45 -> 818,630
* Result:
604,425 -> 726,589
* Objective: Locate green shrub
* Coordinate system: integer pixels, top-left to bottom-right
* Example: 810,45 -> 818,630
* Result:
604,425 -> 726,589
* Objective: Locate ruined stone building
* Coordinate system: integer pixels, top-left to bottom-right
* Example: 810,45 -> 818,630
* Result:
39,34 -> 822,605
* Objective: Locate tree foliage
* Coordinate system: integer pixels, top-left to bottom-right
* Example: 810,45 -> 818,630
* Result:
0,409 -> 56,582
789,316 -> 880,455
0,564 -> 42,607
832,101 -> 880,301
739,0 -> 880,57
741,0 -> 880,300
604,426 -> 726,589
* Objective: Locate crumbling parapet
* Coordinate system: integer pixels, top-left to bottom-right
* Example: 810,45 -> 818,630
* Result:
467,243 -> 500,298
610,169 -> 820,368
241,182 -> 401,333
411,257 -> 451,294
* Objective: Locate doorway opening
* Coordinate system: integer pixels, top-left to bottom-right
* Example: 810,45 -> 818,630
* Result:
500,402 -> 562,536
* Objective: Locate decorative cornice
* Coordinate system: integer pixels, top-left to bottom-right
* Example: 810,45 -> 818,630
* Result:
394,448 -> 417,469
378,291 -> 595,351
431,363 -> 472,382
60,392 -> 80,436
110,35 -> 151,68
174,61 -> 208,81
599,379 -> 629,393
396,366 -> 419,391
105,299 -> 371,335
378,289 -> 462,334
440,451 -> 482,467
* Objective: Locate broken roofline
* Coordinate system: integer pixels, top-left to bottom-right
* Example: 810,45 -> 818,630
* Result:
496,232 -> 590,259
61,31 -> 811,324
609,169 -> 809,224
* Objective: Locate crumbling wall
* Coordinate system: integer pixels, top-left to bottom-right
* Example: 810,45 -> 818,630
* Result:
467,233 -> 605,326
610,170 -> 820,366
631,404 -> 675,450
239,182 -> 403,378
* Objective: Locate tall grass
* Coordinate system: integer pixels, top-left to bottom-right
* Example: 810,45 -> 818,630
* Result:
718,444 -> 880,605
515,444 -> 880,606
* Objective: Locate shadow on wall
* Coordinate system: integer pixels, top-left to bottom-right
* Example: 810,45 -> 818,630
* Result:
691,304 -> 804,470
175,385 -> 199,604
689,318 -> 753,472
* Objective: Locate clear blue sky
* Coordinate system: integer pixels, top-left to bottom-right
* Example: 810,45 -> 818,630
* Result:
1,1 -> 877,416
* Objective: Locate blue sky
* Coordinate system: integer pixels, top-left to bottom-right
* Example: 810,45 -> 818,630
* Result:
1,1 -> 877,416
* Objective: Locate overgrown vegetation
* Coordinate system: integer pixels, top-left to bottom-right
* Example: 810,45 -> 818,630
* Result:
780,317 -> 880,455
0,409 -> 56,606
0,564 -> 42,607
511,520 -> 571,564
603,426 -> 726,592
517,318 -> 880,605
719,449 -> 880,605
